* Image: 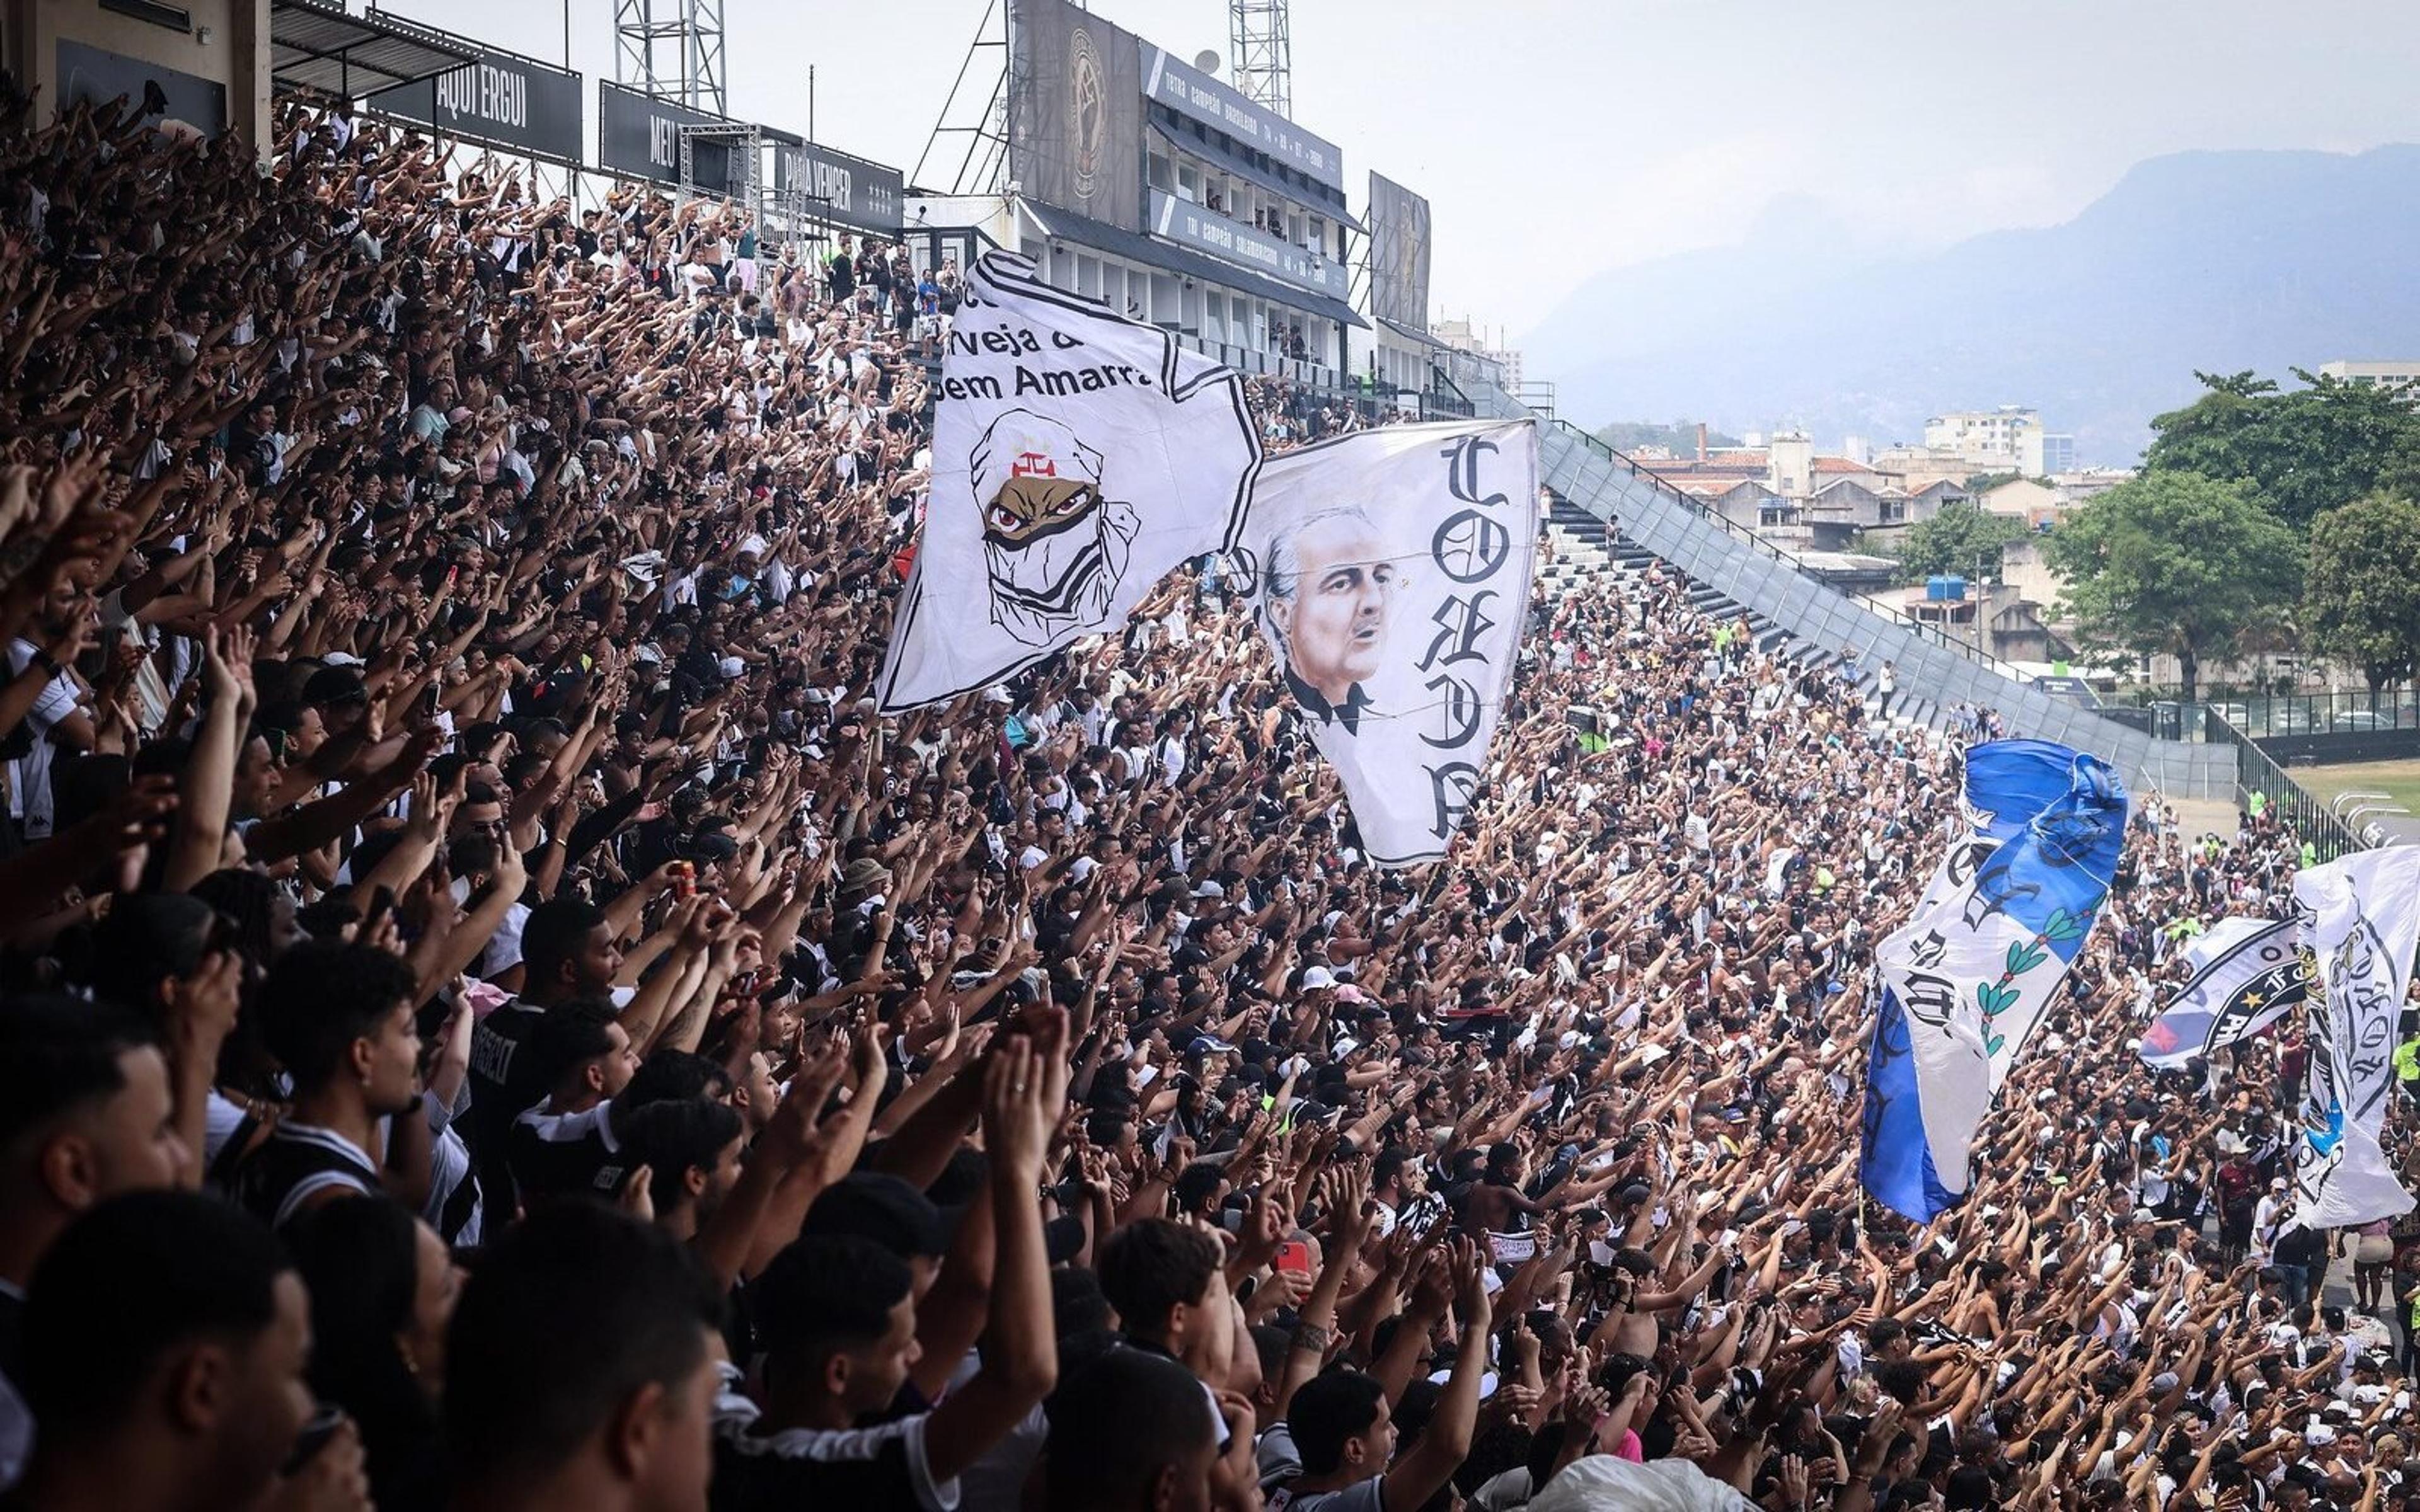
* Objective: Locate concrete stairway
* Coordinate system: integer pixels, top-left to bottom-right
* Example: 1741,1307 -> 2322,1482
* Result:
1473,381 -> 2233,799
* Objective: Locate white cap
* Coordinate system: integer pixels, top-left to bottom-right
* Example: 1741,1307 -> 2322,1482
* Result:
1300,966 -> 1337,990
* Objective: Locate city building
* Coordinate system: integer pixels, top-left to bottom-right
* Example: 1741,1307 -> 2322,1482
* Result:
1634,428 -> 1966,552
1869,443 -> 1983,491
2318,360 -> 2420,392
2019,430 -> 2075,476
1431,318 -> 1523,394
1979,477 -> 2065,529
1922,406 -> 2042,469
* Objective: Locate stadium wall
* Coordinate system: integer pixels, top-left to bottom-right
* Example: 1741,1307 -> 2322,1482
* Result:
4,0 -> 271,149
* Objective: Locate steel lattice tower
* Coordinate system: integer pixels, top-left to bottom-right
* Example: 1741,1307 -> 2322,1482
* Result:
1228,0 -> 1292,118
614,0 -> 727,114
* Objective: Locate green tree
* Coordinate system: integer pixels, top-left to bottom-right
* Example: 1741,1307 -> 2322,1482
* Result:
2145,369 -> 2420,528
2303,492 -> 2420,701
2043,471 -> 2303,704
1893,503 -> 2024,585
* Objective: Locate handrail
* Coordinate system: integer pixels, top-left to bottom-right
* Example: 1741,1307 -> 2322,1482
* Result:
1460,377 -> 2034,684
2204,706 -> 2364,859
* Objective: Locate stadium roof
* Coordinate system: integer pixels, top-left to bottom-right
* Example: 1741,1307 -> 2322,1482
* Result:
271,0 -> 475,98
1026,203 -> 1368,331
1376,317 -> 1448,350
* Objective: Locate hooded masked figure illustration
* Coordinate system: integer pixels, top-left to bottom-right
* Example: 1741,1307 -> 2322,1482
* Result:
971,410 -> 1139,644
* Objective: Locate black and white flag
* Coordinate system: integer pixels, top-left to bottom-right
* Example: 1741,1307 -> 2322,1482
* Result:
877,252 -> 1260,711
2291,845 -> 2420,1228
1242,421 -> 1538,866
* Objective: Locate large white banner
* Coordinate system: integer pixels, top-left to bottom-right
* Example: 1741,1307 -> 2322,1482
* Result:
877,252 -> 1260,712
1241,421 -> 1537,867
2136,916 -> 2307,1070
2291,847 -> 2420,1229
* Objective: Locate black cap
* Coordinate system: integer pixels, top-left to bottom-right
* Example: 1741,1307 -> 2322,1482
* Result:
1044,1216 -> 1086,1266
301,665 -> 368,709
801,1172 -> 946,1258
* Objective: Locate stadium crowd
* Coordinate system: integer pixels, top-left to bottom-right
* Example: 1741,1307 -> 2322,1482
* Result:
1,91 -> 2417,1512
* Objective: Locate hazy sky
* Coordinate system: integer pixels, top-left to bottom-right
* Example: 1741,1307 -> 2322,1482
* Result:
391,0 -> 2420,338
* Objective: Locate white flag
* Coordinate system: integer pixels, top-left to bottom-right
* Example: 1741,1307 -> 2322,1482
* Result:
1240,421 -> 1537,866
2290,846 -> 2420,1229
2136,917 -> 2307,1070
878,253 -> 1260,712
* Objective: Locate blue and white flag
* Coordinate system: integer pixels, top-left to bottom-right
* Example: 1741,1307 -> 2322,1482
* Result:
2137,917 -> 2307,1070
1861,741 -> 2128,1223
2290,847 -> 2420,1230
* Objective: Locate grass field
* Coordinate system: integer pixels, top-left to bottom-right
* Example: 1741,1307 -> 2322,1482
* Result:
2290,759 -> 2420,826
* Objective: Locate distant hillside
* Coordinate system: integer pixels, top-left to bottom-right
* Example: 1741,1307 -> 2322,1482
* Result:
1521,146 -> 2420,466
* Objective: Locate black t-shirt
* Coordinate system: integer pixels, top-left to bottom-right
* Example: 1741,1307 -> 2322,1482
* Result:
467,1000 -> 550,1209
711,1380 -> 955,1512
233,1122 -> 381,1231
506,1100 -> 630,1205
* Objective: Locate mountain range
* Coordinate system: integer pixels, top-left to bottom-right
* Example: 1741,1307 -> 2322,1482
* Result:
1518,146 -> 2420,466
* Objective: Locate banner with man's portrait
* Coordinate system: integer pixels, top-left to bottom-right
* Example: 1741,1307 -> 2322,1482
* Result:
1242,421 -> 1538,867
877,252 -> 1260,712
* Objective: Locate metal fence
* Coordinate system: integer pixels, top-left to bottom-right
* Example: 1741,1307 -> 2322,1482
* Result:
2202,707 -> 2364,859
2199,691 -> 2420,740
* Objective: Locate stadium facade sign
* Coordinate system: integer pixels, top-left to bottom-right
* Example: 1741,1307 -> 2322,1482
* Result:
364,25 -> 582,164
1009,0 -> 1145,231
771,140 -> 905,236
1148,190 -> 1348,299
597,82 -> 747,196
1365,173 -> 1432,331
1140,43 -> 1342,193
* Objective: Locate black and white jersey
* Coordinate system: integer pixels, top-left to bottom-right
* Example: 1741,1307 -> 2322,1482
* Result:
466,1000 -> 548,1125
505,1099 -> 628,1203
466,999 -> 548,1211
234,1121 -> 380,1230
710,1364 -> 956,1512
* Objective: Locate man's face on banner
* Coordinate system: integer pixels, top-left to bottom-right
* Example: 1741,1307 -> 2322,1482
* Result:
1277,513 -> 1397,706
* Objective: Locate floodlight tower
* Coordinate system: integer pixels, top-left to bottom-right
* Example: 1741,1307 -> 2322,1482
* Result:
614,0 -> 727,114
1228,0 -> 1292,118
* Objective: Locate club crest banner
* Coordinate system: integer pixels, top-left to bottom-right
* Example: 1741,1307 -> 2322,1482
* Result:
877,252 -> 1260,712
2290,846 -> 2420,1230
1241,421 -> 1538,867
1862,740 -> 2128,1222
2137,916 -> 2308,1070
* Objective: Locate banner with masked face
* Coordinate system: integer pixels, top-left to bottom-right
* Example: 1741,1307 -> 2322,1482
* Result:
2136,916 -> 2308,1070
1240,421 -> 1538,867
2290,846 -> 2420,1230
1862,740 -> 2128,1223
877,251 -> 1260,712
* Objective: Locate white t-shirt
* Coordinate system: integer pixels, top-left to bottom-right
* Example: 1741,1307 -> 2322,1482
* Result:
6,639 -> 82,839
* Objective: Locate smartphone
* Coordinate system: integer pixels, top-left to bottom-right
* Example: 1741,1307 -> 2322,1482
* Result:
282,1405 -> 346,1475
362,885 -> 396,934
1274,1239 -> 1314,1278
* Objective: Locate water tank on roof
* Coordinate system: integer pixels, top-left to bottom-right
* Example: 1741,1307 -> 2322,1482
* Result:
1925,575 -> 1968,602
